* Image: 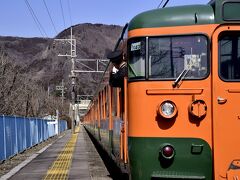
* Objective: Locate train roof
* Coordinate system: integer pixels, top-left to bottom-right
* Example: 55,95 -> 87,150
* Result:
128,0 -> 240,31
128,4 -> 215,31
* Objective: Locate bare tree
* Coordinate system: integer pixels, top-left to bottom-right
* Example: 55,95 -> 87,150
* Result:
0,53 -> 70,119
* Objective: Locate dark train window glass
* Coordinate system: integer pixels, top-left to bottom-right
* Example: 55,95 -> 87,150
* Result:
223,2 -> 240,21
128,38 -> 146,79
219,32 -> 240,81
148,35 -> 208,79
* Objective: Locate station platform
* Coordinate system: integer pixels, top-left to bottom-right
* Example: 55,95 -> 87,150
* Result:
1,125 -> 111,180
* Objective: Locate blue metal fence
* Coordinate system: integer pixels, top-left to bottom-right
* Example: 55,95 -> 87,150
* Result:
0,115 -> 68,161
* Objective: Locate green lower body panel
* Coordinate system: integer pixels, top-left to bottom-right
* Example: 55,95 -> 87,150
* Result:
98,127 -> 101,141
128,137 -> 212,180
109,130 -> 113,153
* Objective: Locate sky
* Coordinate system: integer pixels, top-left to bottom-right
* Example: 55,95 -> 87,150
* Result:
0,0 -> 209,38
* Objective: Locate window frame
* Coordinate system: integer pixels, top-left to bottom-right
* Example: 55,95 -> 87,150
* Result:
222,1 -> 240,21
218,31 -> 240,82
127,33 -> 210,82
148,34 -> 210,81
127,36 -> 147,80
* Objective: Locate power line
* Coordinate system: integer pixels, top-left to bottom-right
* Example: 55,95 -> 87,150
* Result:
162,0 -> 170,8
24,0 -> 48,37
59,0 -> 66,29
157,0 -> 165,8
157,0 -> 170,8
42,0 -> 58,35
24,0 -> 44,37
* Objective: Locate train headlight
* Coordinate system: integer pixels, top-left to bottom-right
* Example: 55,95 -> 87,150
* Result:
162,102 -> 174,116
157,101 -> 178,119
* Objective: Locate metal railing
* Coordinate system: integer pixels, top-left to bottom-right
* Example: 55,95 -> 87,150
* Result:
0,115 -> 67,161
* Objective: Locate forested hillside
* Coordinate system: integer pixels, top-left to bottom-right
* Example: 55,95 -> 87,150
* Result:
0,23 -> 122,118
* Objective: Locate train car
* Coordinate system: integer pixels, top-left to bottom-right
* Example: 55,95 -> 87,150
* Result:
83,0 -> 240,179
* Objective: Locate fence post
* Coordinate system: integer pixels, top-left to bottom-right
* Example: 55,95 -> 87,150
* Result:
35,117 -> 38,145
24,116 -> 26,150
56,109 -> 59,135
15,116 -> 18,154
41,119 -> 44,141
39,118 -> 42,142
3,115 -> 6,160
30,118 -> 32,146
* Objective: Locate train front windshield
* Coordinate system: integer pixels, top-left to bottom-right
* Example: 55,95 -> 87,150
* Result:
128,37 -> 146,79
128,35 -> 208,80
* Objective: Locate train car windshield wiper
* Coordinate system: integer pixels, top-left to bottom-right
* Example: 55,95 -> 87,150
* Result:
172,68 -> 189,88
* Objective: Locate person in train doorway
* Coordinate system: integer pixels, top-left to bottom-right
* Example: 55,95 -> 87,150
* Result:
108,50 -> 127,88
108,50 -> 127,118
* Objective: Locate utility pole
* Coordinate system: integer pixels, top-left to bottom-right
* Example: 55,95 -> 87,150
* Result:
73,59 -> 109,117
56,79 -> 65,106
54,27 -> 76,134
54,28 -> 109,133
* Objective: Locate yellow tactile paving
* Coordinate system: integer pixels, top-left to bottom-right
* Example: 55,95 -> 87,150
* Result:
44,127 -> 80,180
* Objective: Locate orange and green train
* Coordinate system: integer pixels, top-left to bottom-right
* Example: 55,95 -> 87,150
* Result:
83,0 -> 240,179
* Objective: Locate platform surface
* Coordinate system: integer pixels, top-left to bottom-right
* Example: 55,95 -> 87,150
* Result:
3,125 -> 111,180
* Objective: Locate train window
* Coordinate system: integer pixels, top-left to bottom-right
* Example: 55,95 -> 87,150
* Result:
128,38 -> 146,79
148,35 -> 208,79
219,32 -> 240,81
223,2 -> 240,21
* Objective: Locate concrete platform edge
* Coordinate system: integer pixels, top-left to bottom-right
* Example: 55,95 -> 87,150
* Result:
0,134 -> 65,180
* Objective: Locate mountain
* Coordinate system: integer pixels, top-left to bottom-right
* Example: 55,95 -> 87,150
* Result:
0,23 -> 122,95
0,23 -> 123,117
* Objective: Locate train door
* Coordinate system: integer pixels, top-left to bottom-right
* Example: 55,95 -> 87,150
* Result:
212,25 -> 240,179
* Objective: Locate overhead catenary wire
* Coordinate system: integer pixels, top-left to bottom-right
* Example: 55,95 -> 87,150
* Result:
24,0 -> 48,37
42,0 -> 58,35
24,0 -> 45,37
157,0 -> 170,8
59,0 -> 66,29
162,0 -> 170,8
157,0 -> 165,8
